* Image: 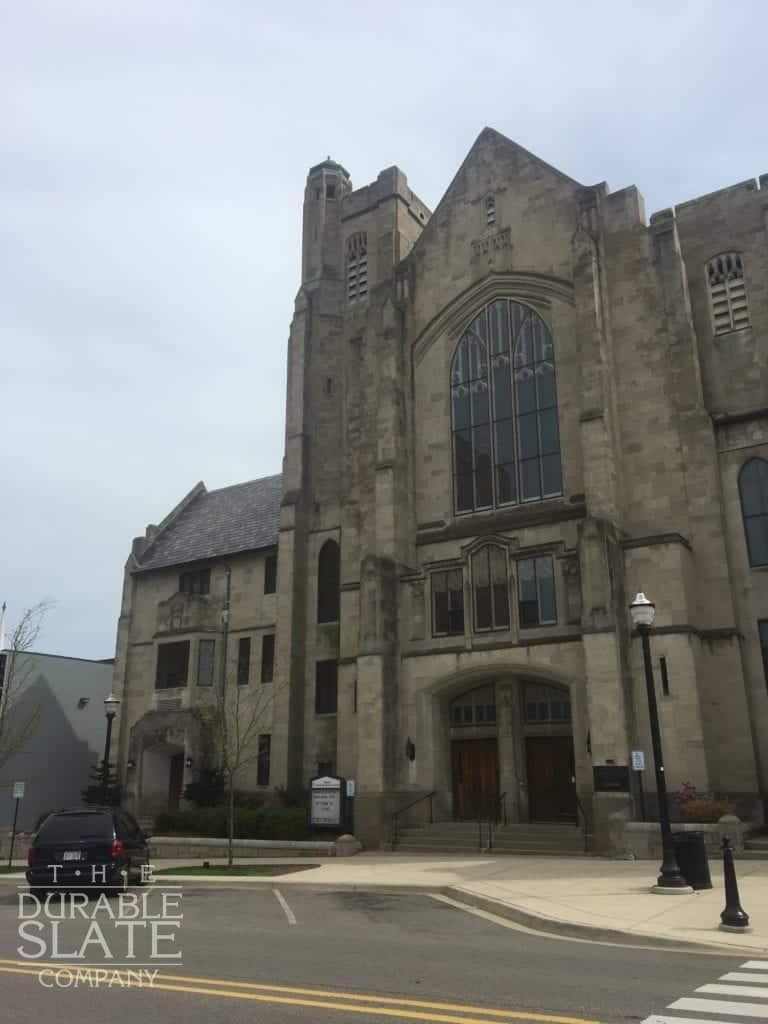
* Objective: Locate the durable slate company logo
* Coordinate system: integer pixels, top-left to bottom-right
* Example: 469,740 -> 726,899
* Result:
17,865 -> 182,989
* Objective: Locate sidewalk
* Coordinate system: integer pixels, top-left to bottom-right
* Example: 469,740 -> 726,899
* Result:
3,852 -> 766,953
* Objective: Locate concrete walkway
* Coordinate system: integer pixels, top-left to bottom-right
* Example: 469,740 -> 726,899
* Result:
4,852 -> 766,953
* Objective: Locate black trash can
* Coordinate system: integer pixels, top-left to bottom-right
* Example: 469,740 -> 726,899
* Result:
672,831 -> 712,890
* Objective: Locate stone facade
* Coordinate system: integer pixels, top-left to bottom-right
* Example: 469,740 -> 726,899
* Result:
114,130 -> 767,851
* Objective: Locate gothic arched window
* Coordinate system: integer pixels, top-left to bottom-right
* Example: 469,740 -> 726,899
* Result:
740,458 -> 768,568
472,545 -> 510,631
317,539 -> 340,623
451,300 -> 562,514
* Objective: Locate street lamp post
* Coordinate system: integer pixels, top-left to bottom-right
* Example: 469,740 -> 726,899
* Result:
629,593 -> 688,891
102,693 -> 121,803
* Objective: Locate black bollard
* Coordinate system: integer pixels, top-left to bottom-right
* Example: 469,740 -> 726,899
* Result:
720,836 -> 750,931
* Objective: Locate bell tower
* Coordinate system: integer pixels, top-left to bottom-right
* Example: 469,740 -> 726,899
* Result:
301,158 -> 352,283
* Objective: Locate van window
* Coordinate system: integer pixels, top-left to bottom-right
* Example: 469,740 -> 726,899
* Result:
36,812 -> 113,843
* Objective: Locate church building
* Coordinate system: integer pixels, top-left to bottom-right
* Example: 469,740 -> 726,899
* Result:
112,128 -> 768,851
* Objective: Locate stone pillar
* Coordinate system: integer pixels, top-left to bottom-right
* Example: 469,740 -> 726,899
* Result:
497,683 -> 520,822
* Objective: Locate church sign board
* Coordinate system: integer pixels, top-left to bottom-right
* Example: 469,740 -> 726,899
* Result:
310,775 -> 344,829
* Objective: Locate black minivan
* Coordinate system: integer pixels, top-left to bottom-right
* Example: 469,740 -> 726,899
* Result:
26,807 -> 151,893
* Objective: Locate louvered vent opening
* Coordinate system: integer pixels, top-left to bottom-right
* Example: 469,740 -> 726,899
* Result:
346,233 -> 368,304
707,252 -> 749,334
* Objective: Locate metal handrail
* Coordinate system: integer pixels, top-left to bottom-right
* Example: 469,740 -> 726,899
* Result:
486,792 -> 507,851
390,791 -> 436,849
574,791 -> 590,853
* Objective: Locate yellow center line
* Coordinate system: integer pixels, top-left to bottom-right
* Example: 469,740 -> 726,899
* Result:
0,961 -> 600,1024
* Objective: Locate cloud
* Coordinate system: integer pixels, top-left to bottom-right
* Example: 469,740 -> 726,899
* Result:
2,0 -> 766,655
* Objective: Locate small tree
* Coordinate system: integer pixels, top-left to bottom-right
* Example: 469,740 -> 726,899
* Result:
0,602 -> 51,777
213,673 -> 276,866
81,763 -> 122,806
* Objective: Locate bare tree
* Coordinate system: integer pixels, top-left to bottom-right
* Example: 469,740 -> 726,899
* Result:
0,602 -> 52,778
213,674 -> 276,866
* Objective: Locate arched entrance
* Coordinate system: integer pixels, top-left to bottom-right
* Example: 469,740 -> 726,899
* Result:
125,708 -> 209,819
445,677 -> 576,824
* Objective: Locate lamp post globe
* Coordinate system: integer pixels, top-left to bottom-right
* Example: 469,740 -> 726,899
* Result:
101,693 -> 121,802
630,593 -> 688,891
629,592 -> 656,631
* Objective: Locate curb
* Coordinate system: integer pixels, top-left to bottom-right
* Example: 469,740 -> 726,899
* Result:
440,886 -> 762,955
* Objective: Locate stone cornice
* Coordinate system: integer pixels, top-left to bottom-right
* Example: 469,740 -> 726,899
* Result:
417,500 -> 586,545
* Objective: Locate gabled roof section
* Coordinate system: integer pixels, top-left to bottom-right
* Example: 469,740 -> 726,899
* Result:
409,127 -> 583,257
134,474 -> 282,573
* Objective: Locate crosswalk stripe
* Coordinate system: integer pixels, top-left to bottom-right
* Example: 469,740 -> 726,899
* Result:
742,963 -> 768,971
642,1016 -> 761,1024
721,975 -> 768,985
697,985 -> 768,999
669,997 -> 768,1018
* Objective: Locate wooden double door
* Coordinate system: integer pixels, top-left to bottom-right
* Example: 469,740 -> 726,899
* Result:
525,736 -> 577,823
452,739 -> 499,820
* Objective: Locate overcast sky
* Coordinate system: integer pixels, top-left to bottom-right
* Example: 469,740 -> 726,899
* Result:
2,0 -> 766,659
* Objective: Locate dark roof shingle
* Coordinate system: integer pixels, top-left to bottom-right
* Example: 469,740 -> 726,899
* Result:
134,474 -> 282,572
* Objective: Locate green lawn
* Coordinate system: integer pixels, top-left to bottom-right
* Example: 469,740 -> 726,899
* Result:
154,863 -> 318,877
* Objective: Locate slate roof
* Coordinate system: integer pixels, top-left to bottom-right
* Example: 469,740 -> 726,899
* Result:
134,474 -> 282,573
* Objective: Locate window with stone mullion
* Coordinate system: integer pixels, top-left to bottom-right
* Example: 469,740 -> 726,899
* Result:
473,545 -> 510,631
452,321 -> 492,512
451,299 -> 562,514
432,569 -> 465,636
514,314 -> 561,502
517,556 -> 557,627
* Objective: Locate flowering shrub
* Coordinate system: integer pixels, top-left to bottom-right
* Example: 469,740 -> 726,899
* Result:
671,782 -> 736,823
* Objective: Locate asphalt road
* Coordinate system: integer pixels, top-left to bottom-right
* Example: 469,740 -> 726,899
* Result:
0,881 -> 750,1024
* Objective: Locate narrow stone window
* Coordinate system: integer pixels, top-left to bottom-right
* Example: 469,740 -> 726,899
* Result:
346,232 -> 368,304
486,195 -> 496,226
317,539 -> 340,623
237,636 -> 251,685
196,638 -> 215,687
260,634 -> 275,683
432,569 -> 465,636
472,544 -> 510,631
707,252 -> 749,333
659,655 -> 670,696
315,660 -> 338,714
264,554 -> 277,594
257,735 -> 271,786
739,458 -> 768,567
517,556 -> 557,626
760,621 -> 768,693
326,182 -> 336,199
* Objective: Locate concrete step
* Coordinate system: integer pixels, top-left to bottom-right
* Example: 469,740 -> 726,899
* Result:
395,842 -> 586,857
399,822 -> 580,834
394,820 -> 587,856
398,828 -> 582,842
397,829 -> 583,845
